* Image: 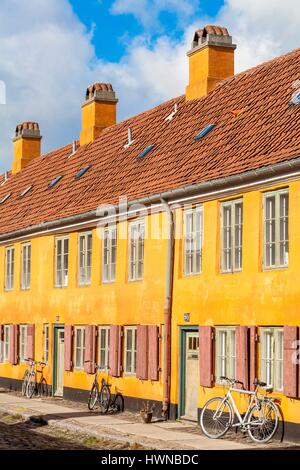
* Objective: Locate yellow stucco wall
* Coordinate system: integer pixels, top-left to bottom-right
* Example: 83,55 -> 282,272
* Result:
0,180 -> 300,425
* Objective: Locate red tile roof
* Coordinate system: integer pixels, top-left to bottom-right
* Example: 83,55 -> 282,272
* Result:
0,48 -> 299,237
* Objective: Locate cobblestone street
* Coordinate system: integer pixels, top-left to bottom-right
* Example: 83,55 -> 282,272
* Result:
0,413 -> 144,450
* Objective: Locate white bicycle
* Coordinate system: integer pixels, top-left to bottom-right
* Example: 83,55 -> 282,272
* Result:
200,377 -> 281,443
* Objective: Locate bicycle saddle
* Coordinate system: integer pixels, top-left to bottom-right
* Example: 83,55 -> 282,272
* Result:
253,379 -> 267,387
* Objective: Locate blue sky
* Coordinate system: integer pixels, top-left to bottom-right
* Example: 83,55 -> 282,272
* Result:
0,0 -> 298,171
70,0 -> 224,62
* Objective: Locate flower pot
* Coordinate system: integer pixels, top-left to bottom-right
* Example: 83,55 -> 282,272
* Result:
140,411 -> 153,423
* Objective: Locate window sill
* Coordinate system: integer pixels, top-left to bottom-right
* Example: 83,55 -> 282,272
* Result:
54,285 -> 68,289
262,265 -> 288,273
220,269 -> 242,275
128,278 -> 144,283
183,272 -> 202,278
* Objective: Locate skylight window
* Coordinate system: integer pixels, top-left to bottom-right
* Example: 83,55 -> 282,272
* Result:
75,165 -> 91,179
0,193 -> 11,204
49,175 -> 63,189
138,144 -> 155,158
20,185 -> 32,197
195,123 -> 216,141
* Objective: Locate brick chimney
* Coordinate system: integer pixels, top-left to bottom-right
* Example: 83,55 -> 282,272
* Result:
186,25 -> 236,100
12,122 -> 42,174
80,83 -> 118,146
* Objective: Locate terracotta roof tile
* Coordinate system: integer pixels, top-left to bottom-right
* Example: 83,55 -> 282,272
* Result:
0,48 -> 299,236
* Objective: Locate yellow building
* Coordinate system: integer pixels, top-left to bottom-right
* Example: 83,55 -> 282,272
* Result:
0,25 -> 300,441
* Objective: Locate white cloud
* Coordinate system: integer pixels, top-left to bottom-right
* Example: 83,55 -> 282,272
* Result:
110,0 -> 199,28
0,0 -> 299,172
0,0 -> 96,170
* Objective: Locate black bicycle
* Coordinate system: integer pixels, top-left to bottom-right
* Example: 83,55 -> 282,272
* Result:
86,362 -> 124,413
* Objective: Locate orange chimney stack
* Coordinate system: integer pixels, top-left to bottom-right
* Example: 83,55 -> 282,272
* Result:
186,25 -> 236,100
80,83 -> 118,146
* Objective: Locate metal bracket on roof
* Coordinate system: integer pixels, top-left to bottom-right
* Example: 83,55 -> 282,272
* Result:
165,103 -> 178,122
124,127 -> 134,149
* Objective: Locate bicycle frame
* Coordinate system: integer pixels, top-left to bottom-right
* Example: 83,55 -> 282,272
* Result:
215,386 -> 264,429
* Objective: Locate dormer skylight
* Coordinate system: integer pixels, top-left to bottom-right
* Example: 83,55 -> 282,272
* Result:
49,175 -> 63,189
0,193 -> 11,204
195,123 -> 216,140
138,144 -> 155,158
76,165 -> 91,179
20,185 -> 32,197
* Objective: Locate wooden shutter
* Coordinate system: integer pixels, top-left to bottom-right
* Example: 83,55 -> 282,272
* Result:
27,325 -> 35,361
0,325 -> 3,362
236,326 -> 249,389
199,326 -> 213,387
249,326 -> 257,391
84,325 -> 96,374
136,325 -> 148,380
9,325 -> 18,365
284,326 -> 298,398
148,325 -> 159,381
109,325 -> 122,377
64,325 -> 73,371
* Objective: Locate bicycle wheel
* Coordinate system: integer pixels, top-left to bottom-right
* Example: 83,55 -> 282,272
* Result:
21,371 -> 29,397
99,384 -> 111,414
112,394 -> 124,413
200,397 -> 233,439
37,378 -> 48,398
26,374 -> 36,399
247,400 -> 279,443
88,383 -> 99,411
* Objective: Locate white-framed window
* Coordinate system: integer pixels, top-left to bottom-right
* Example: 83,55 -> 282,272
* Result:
5,246 -> 14,291
221,199 -> 243,272
21,243 -> 31,290
124,326 -> 137,375
55,236 -> 69,288
78,232 -> 92,286
260,327 -> 283,391
19,325 -> 28,363
74,326 -> 86,369
184,206 -> 203,275
128,221 -> 144,281
98,326 -> 110,371
215,327 -> 236,383
263,190 -> 288,269
43,324 -> 49,364
3,325 -> 10,362
103,226 -> 117,283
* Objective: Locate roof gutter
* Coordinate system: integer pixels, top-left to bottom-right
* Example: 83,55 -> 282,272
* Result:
0,156 -> 299,243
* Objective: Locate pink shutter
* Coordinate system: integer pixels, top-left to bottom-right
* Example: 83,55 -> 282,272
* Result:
249,326 -> 257,391
284,326 -> 298,398
236,326 -> 249,389
109,325 -> 122,377
27,325 -> 35,361
0,325 -> 3,363
9,325 -> 18,365
199,326 -> 213,387
136,325 -> 148,380
148,325 -> 159,381
64,325 -> 73,371
84,325 -> 96,374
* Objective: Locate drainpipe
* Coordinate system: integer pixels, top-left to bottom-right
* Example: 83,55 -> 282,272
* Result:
160,198 -> 175,418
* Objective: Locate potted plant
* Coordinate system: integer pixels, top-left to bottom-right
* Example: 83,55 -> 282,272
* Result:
140,401 -> 155,423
